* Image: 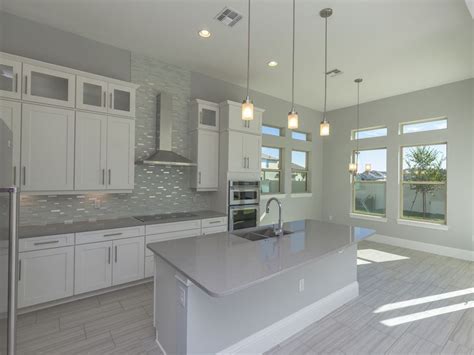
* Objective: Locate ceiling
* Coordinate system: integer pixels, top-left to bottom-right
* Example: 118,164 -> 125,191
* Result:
2,0 -> 472,111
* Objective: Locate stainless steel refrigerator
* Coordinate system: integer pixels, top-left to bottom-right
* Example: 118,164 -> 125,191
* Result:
0,118 -> 19,355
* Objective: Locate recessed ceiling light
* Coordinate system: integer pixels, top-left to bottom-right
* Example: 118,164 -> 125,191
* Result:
198,29 -> 211,38
268,61 -> 278,67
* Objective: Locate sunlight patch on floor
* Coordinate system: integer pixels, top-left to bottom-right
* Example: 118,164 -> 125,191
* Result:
357,249 -> 410,263
357,258 -> 372,265
375,287 -> 474,313
380,301 -> 473,326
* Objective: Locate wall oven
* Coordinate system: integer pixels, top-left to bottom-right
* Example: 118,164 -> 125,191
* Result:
228,181 -> 260,231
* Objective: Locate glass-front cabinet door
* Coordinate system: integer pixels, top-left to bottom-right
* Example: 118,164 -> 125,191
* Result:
22,63 -> 75,108
0,58 -> 22,100
108,83 -> 135,117
199,104 -> 219,131
76,76 -> 108,113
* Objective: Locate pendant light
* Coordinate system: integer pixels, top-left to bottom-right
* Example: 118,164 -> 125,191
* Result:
242,0 -> 254,121
319,8 -> 332,136
288,0 -> 299,130
349,78 -> 363,175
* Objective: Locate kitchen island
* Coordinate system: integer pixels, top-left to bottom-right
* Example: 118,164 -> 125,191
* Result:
147,220 -> 375,354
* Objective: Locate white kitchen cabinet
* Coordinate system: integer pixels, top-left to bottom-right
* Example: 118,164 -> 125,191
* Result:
220,100 -> 262,135
106,116 -> 135,190
108,83 -> 135,117
0,100 -> 21,186
243,133 -> 261,172
190,99 -> 219,131
22,63 -> 75,108
112,236 -> 145,286
21,104 -> 75,192
190,129 -> 219,191
75,112 -> 107,190
226,131 -> 261,174
74,241 -> 113,294
18,246 -> 74,308
76,76 -> 108,113
0,58 -> 22,100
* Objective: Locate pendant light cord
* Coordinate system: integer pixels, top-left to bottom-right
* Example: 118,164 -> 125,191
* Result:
323,16 -> 328,120
291,0 -> 296,109
356,81 -> 360,163
246,0 -> 251,99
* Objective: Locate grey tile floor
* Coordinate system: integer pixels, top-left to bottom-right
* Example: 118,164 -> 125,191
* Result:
16,241 -> 473,354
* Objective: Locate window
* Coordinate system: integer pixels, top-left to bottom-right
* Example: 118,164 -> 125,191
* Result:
262,125 -> 282,136
352,126 -> 387,140
261,147 -> 282,194
352,148 -> 387,217
291,131 -> 310,141
401,143 -> 447,224
291,150 -> 309,193
400,118 -> 447,134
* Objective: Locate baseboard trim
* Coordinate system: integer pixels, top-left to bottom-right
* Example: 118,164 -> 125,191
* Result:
368,234 -> 474,261
217,281 -> 359,355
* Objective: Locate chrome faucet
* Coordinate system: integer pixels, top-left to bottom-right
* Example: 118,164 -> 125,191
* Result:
265,197 -> 283,236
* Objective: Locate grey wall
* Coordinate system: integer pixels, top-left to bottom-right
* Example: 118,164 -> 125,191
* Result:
0,11 -> 131,81
323,79 -> 473,251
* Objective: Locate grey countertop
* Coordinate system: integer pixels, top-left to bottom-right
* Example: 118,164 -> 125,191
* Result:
147,219 -> 375,297
19,210 -> 227,238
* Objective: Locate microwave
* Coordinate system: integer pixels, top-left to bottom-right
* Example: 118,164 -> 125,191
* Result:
228,180 -> 260,206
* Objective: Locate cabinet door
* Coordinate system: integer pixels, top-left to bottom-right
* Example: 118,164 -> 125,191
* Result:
75,112 -> 107,190
21,104 -> 75,191
246,109 -> 262,135
22,64 -> 75,108
197,130 -> 219,190
18,246 -> 74,308
227,131 -> 245,173
0,100 -> 21,186
198,103 -> 219,131
227,103 -> 261,134
112,237 -> 145,286
0,58 -> 22,100
76,76 -> 108,113
108,83 -> 135,117
74,241 -> 112,294
243,134 -> 261,173
106,116 -> 135,190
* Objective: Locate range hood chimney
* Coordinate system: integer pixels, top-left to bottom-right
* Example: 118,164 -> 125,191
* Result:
139,92 -> 196,166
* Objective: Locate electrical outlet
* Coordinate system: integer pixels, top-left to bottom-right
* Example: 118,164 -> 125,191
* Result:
178,286 -> 186,307
94,199 -> 101,209
299,278 -> 305,292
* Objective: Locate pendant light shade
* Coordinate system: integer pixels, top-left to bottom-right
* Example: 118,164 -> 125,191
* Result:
242,0 -> 254,121
288,0 -> 299,129
319,8 -> 332,137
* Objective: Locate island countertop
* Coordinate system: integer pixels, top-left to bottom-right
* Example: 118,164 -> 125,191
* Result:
147,219 -> 375,297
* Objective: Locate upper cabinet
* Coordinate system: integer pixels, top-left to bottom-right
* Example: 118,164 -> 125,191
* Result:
108,83 -> 136,118
76,76 -> 108,113
0,100 -> 21,186
22,64 -> 76,108
0,58 -> 22,100
219,100 -> 262,135
190,99 -> 219,131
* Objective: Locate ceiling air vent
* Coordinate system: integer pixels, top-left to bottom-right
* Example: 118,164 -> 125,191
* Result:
215,7 -> 243,27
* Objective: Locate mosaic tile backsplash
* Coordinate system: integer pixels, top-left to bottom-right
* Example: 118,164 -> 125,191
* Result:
19,53 -> 212,226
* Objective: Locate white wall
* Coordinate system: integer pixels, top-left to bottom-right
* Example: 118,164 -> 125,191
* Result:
323,79 -> 473,252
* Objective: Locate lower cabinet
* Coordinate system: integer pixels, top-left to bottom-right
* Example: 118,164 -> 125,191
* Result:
18,246 -> 74,308
75,237 -> 144,295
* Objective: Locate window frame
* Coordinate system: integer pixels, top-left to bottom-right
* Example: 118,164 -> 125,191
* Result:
262,124 -> 283,137
351,147 -> 387,218
351,125 -> 388,140
399,142 -> 448,225
261,146 -> 283,195
399,117 -> 447,135
291,150 -> 310,193
291,130 -> 311,142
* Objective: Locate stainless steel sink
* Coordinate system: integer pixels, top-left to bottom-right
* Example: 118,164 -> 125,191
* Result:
234,227 -> 293,241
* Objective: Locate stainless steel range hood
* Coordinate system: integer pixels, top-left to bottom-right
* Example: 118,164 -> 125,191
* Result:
139,92 -> 196,166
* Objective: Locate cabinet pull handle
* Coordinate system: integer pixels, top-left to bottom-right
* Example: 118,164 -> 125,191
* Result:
198,171 -> 201,184
247,157 -> 250,169
13,166 -> 16,186
102,169 -> 105,185
103,92 -> 106,107
108,247 -> 111,264
23,167 -> 26,186
199,111 -> 203,124
34,240 -> 59,246
209,221 -> 221,224
24,76 -> 28,94
15,73 -> 18,92
104,232 -> 122,237
108,169 -> 111,185
115,246 -> 118,263
110,93 -> 113,109
18,260 -> 21,281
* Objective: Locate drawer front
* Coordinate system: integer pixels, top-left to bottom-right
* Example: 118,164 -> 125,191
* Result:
145,220 -> 201,235
202,225 -> 227,235
201,217 -> 227,228
76,226 -> 145,245
145,256 -> 154,278
145,228 -> 201,256
19,234 -> 75,252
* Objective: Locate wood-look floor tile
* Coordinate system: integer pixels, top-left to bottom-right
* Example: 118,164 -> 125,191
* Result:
386,331 -> 441,354
17,318 -> 60,343
84,306 -> 149,337
98,284 -> 150,306
17,325 -> 86,353
59,301 -> 123,330
36,296 -> 101,323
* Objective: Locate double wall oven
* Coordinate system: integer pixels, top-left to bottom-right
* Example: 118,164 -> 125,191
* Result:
228,181 -> 260,231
